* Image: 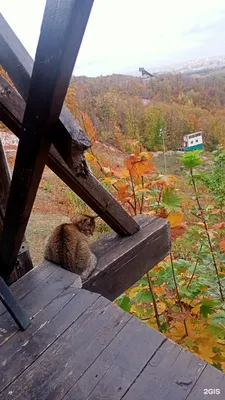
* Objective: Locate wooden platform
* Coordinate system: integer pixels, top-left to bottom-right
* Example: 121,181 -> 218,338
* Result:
1,262 -> 225,400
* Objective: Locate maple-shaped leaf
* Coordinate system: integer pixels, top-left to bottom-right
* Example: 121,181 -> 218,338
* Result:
138,276 -> 148,286
116,184 -> 130,201
116,294 -> 131,312
200,299 -> 217,318
162,188 -> 181,211
180,151 -> 203,169
135,289 -> 152,303
125,153 -> 155,177
171,226 -> 187,241
197,345 -> 215,362
153,286 -> 165,297
167,211 -> 184,228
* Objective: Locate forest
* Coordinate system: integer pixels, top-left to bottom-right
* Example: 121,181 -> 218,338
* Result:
66,69 -> 225,152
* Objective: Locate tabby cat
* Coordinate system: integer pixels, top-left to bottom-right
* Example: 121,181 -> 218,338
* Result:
44,214 -> 97,281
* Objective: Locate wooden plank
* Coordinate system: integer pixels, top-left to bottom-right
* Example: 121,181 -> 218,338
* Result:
186,364 -> 225,400
0,12 -> 92,168
63,316 -> 165,400
0,288 -> 99,393
0,75 -> 140,236
0,261 -> 56,316
83,215 -> 171,300
0,0 -> 95,278
1,297 -> 130,400
0,138 -> 33,283
0,266 -> 79,345
122,339 -> 206,400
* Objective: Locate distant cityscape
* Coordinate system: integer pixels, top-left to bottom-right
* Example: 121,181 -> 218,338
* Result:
145,55 -> 225,76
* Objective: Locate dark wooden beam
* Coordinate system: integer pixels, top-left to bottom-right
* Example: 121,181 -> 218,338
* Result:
0,277 -> 30,330
83,215 -> 171,301
0,12 -> 92,169
0,139 -> 33,283
0,75 -> 140,236
0,0 -> 95,277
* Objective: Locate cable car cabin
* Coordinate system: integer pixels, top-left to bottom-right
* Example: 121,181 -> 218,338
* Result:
183,132 -> 203,152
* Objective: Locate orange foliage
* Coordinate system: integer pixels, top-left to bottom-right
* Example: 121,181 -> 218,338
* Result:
219,238 -> 225,251
124,152 -> 155,178
80,112 -> 97,143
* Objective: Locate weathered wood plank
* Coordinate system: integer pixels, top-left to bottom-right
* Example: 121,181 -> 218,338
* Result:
122,339 -> 206,400
0,12 -> 92,168
0,287 -> 99,393
0,0 -> 95,277
186,364 -> 225,400
0,74 -> 140,236
63,316 -> 165,400
0,266 -> 79,345
0,138 -> 33,283
83,215 -> 171,300
1,298 -> 130,400
0,261 -> 56,316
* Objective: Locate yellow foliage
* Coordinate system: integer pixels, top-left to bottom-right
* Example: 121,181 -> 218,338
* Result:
153,286 -> 165,296
85,152 -> 97,162
102,177 -> 118,185
167,212 -> 184,228
157,302 -> 166,313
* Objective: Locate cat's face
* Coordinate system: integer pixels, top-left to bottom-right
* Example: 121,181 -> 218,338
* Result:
71,214 -> 96,236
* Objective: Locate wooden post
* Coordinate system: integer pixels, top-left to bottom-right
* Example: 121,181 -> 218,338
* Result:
0,139 -> 33,284
0,0 -> 95,278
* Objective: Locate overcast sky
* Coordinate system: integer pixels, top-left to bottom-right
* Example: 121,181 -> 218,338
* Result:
2,0 -> 225,76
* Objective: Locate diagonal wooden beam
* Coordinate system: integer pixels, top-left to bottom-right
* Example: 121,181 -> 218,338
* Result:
0,0 -> 95,277
0,75 -> 139,237
0,12 -> 92,169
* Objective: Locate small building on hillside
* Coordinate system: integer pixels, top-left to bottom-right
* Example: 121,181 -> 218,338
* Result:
183,131 -> 203,152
